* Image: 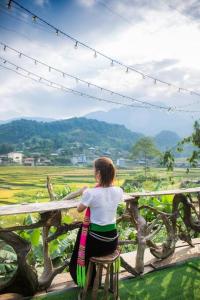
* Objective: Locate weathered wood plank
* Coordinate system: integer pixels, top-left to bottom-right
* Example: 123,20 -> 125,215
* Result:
128,187 -> 200,198
0,193 -> 133,216
0,199 -> 78,216
120,238 -> 200,276
1,187 -> 199,216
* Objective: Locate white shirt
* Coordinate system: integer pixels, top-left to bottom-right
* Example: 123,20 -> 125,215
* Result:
80,186 -> 124,225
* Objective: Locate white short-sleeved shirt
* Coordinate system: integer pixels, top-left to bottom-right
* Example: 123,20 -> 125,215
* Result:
80,186 -> 124,225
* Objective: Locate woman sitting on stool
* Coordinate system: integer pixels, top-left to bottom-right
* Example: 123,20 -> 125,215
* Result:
69,157 -> 123,287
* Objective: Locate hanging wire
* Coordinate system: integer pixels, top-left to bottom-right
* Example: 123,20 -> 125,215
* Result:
0,61 -> 150,109
0,3 -> 56,35
0,57 -> 199,114
6,0 -> 200,99
0,41 -> 171,110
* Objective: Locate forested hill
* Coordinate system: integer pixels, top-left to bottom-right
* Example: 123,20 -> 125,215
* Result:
0,118 -> 143,151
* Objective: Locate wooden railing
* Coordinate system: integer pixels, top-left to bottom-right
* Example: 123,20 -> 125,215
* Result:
0,178 -> 200,296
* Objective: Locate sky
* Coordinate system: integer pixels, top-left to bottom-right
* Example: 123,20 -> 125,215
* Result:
0,0 -> 200,125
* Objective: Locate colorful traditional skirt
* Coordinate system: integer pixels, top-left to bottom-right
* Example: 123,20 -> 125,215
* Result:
69,223 -> 118,286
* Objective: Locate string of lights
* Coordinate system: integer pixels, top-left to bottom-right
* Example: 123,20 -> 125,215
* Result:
0,41 -> 172,111
0,58 -> 149,110
6,0 -> 200,99
0,3 -> 56,35
0,56 -> 199,114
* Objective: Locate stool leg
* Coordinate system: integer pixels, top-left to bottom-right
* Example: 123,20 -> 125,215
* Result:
92,263 -> 100,300
81,261 -> 93,300
116,266 -> 119,300
99,264 -> 103,288
110,263 -> 114,293
113,260 -> 120,300
103,264 -> 110,300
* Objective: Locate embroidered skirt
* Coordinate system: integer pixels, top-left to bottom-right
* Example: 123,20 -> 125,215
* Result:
69,224 -> 118,285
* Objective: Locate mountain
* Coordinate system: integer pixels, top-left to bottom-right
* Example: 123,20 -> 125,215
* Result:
154,131 -> 181,151
85,106 -> 194,137
0,118 -> 143,152
0,117 -> 56,125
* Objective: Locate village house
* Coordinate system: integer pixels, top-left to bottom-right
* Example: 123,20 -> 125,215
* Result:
116,158 -> 136,168
23,157 -> 35,166
7,152 -> 23,164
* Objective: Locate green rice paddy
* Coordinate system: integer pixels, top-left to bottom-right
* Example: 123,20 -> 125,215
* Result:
0,165 -> 199,227
0,166 -> 199,204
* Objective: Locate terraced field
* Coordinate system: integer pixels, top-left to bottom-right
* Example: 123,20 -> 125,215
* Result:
0,166 -> 199,205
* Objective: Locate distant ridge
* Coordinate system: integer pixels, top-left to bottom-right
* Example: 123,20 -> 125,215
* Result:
0,117 -> 143,152
0,117 -> 183,156
154,130 -> 181,151
85,105 -> 193,137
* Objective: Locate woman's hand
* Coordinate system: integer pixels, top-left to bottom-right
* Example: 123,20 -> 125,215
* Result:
77,203 -> 87,213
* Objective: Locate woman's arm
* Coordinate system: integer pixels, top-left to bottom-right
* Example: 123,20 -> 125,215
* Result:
76,186 -> 88,213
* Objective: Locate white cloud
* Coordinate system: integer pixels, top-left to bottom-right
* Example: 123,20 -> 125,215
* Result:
34,0 -> 49,7
0,0 -> 200,120
78,0 -> 95,7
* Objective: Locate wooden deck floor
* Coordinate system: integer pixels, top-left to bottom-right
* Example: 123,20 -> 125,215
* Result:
34,238 -> 200,297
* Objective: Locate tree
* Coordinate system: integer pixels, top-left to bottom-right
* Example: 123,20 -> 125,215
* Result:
0,143 -> 14,154
130,137 -> 161,177
162,120 -> 200,171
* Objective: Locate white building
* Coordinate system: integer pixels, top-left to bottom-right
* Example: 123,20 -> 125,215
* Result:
116,158 -> 126,168
116,158 -> 136,168
71,154 -> 87,165
8,152 -> 23,164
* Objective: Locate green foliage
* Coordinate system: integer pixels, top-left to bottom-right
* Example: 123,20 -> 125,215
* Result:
0,143 -> 14,154
16,211 -> 76,268
54,185 -> 71,199
117,203 -> 137,252
130,137 -> 161,177
138,194 -> 173,222
162,120 -> 200,171
122,177 -> 173,222
160,150 -> 175,171
130,137 -> 161,160
0,242 -> 17,280
62,214 -> 73,224
31,229 -> 41,247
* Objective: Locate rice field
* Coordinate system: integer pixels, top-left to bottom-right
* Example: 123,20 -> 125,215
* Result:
0,165 -> 199,205
0,165 -> 199,242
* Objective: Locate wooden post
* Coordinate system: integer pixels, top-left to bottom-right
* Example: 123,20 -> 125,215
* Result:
128,197 -> 147,274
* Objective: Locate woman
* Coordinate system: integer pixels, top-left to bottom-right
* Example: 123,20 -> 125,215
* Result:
69,157 -> 123,287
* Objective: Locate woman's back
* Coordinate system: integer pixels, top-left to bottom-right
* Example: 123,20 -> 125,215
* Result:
81,186 -> 123,225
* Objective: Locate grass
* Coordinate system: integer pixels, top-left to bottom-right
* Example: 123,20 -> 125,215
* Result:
28,258 -> 200,300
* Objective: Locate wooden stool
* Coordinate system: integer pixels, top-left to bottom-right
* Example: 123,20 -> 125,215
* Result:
0,294 -> 23,300
81,249 -> 120,300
